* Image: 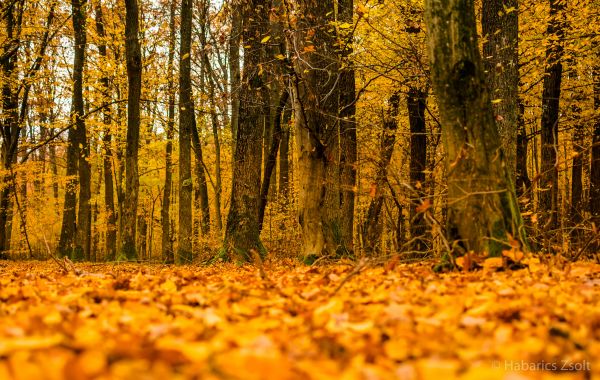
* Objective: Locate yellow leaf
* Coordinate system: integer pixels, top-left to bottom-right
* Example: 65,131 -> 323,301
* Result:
260,35 -> 271,43
483,257 -> 504,271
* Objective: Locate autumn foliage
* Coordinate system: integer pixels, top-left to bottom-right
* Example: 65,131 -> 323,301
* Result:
1,258 -> 599,379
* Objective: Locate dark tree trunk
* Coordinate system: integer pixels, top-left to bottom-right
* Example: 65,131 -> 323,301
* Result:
538,0 -> 565,231
362,93 -> 400,254
570,102 -> 584,228
162,0 -> 176,264
278,107 -> 291,197
482,0 -> 519,176
338,0 -> 357,255
408,88 -> 428,252
425,0 -> 528,257
58,127 -> 79,258
192,0 -> 211,237
0,2 -> 20,255
259,90 -> 289,229
96,3 -> 117,261
122,0 -> 142,260
72,0 -> 91,261
178,0 -> 194,263
229,0 -> 242,143
190,112 -> 211,236
223,0 -> 268,262
516,102 -> 531,197
137,213 -> 147,260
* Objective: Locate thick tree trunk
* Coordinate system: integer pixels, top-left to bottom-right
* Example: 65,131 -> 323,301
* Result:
338,0 -> 357,255
0,2 -> 20,255
122,0 -> 142,260
229,1 -> 241,143
291,0 -> 347,259
162,0 -> 176,264
223,0 -> 267,262
362,93 -> 400,254
425,0 -> 528,256
95,3 -> 117,261
538,0 -> 565,231
482,0 -> 519,176
72,0 -> 91,261
178,0 -> 194,264
408,88 -> 428,252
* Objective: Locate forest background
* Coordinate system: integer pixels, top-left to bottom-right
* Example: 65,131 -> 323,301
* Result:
1,0 -> 599,264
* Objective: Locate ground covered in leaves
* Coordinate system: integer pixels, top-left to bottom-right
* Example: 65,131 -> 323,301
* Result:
0,258 -> 599,379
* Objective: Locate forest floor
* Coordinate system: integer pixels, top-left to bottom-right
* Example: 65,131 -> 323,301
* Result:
0,257 -> 599,380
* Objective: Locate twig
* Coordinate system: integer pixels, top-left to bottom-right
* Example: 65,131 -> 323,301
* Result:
331,258 -> 369,296
42,234 -> 69,274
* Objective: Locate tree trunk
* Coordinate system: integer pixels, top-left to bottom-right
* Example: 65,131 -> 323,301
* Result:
408,88 -> 428,252
229,0 -> 241,143
538,0 -> 565,232
482,0 -> 519,176
162,0 -> 176,264
71,0 -> 91,261
362,93 -> 400,254
190,111 -> 211,236
590,61 -> 600,226
178,0 -> 194,264
278,107 -> 291,198
95,3 -> 117,261
259,90 -> 289,229
223,0 -> 268,262
122,0 -> 142,260
291,0 -> 346,260
0,2 -> 20,255
425,0 -> 528,256
515,102 -> 531,197
338,0 -> 357,255
192,0 -> 211,237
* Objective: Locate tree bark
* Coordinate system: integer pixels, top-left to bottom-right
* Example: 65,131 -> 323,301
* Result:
95,3 -> 117,261
193,0 -> 211,237
362,93 -> 400,254
338,0 -> 357,255
538,0 -> 565,231
228,0 -> 241,143
278,107 -> 291,197
162,0 -> 176,264
482,0 -> 519,176
259,90 -> 289,229
590,61 -> 600,226
515,102 -> 531,197
178,0 -> 194,263
291,0 -> 347,259
72,0 -> 91,261
0,1 -> 21,255
408,88 -> 428,252
223,0 -> 268,262
425,0 -> 528,256
122,0 -> 142,260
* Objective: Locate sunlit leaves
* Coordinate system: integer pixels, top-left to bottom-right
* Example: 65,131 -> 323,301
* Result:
0,260 -> 598,379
